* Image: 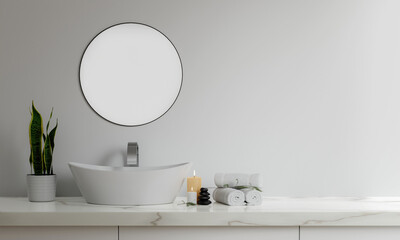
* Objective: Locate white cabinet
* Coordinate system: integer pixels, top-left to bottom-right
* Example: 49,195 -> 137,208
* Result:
7,226 -> 400,240
0,226 -> 298,240
0,227 -> 117,240
120,227 -> 298,240
301,227 -> 400,240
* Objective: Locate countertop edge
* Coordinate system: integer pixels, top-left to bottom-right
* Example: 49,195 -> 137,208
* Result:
2,197 -> 400,227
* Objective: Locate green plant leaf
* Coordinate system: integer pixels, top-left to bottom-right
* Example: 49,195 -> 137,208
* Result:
43,135 -> 52,174
29,101 -> 43,175
41,148 -> 44,170
48,119 -> 58,152
231,186 -> 263,192
29,152 -> 32,174
44,119 -> 58,174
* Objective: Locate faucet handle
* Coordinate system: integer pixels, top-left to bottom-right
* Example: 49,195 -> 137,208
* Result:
126,142 -> 139,167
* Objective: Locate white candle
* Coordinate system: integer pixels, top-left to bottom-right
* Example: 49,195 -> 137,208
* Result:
187,187 -> 197,205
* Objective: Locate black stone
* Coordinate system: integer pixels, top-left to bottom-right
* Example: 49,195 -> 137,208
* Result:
197,188 -> 211,205
198,200 -> 212,205
199,196 -> 209,200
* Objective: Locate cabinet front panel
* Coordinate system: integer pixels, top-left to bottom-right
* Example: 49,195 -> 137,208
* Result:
120,227 -> 298,240
301,227 -> 400,240
0,227 -> 117,240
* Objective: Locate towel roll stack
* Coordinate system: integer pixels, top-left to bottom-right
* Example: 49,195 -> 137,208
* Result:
213,173 -> 263,206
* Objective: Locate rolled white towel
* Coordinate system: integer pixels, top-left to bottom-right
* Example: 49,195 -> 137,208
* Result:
214,173 -> 263,188
213,188 -> 245,206
241,189 -> 262,206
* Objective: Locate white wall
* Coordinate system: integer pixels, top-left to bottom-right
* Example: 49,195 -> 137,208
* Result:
1,0 -> 400,197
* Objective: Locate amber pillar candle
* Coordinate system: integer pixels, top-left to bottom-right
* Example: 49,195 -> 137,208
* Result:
187,170 -> 201,198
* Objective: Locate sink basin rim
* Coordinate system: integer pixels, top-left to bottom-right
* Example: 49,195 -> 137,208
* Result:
68,161 -> 191,172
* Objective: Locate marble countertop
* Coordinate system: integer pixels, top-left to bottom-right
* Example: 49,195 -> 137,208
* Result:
1,197 -> 400,226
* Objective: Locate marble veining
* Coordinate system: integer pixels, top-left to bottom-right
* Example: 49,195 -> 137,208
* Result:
150,212 -> 162,226
1,197 -> 400,226
301,212 -> 382,225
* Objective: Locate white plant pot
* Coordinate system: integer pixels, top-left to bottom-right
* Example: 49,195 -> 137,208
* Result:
27,174 -> 56,202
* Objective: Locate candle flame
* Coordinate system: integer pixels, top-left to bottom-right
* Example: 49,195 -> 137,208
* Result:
191,187 -> 194,191
193,170 -> 196,177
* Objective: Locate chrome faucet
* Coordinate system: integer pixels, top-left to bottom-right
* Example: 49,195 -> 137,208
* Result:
126,142 -> 139,167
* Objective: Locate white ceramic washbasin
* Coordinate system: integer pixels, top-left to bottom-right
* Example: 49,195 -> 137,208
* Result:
69,162 -> 192,205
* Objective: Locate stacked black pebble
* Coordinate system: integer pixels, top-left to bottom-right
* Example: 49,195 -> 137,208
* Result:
198,188 -> 212,205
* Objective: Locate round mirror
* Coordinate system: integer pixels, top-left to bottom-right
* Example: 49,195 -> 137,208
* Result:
79,23 -> 183,126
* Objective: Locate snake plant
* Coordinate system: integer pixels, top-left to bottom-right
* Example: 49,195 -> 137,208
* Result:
29,101 -> 58,175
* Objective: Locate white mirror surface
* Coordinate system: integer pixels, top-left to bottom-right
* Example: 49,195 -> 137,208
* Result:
80,23 -> 182,126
